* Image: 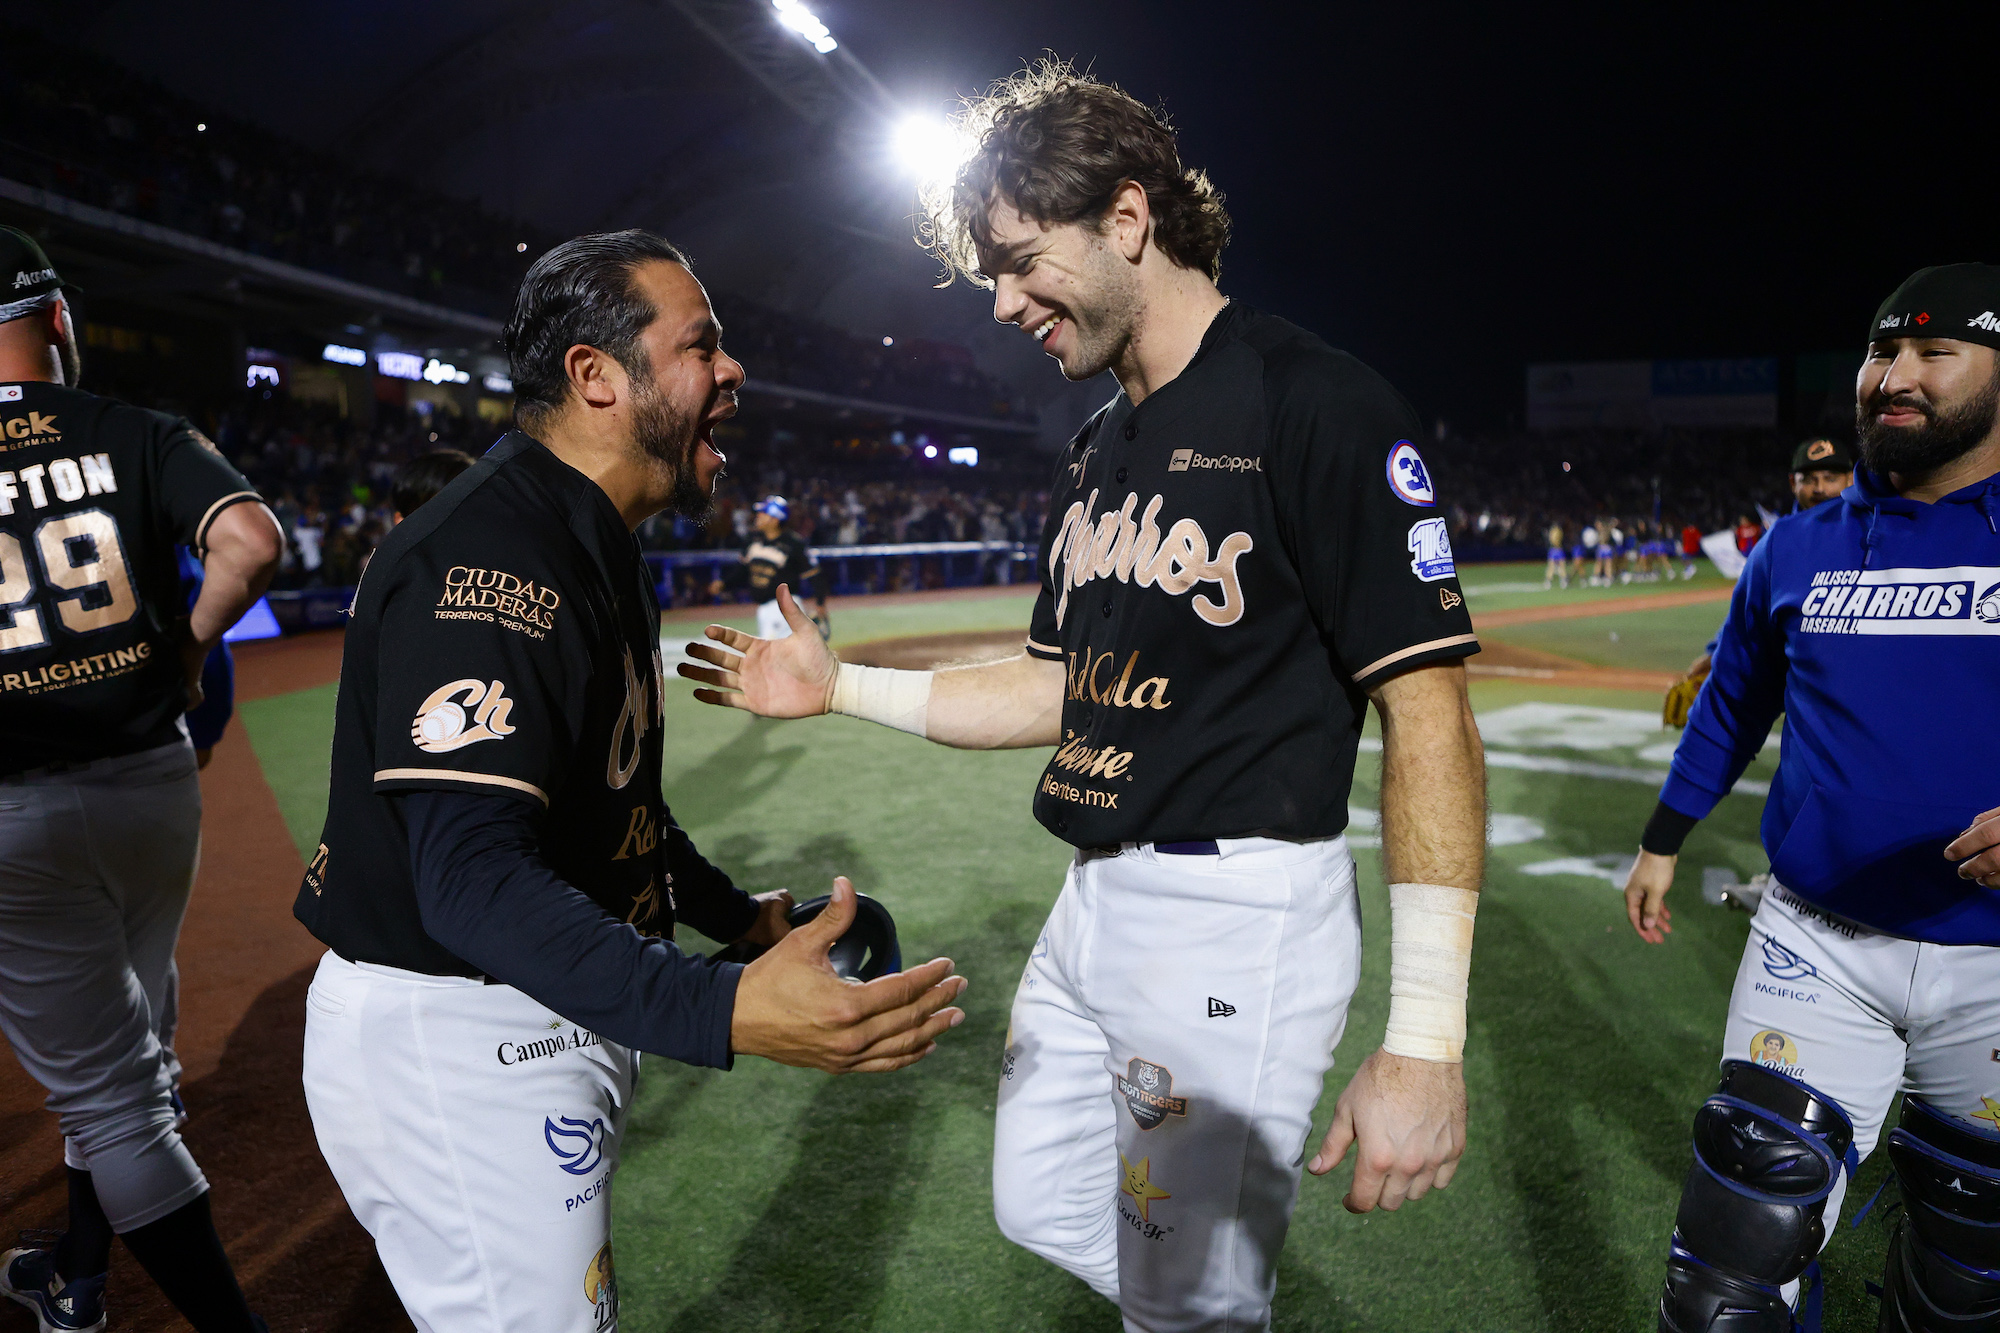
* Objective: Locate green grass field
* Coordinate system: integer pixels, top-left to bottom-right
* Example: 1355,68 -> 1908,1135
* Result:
240,564 -> 1901,1331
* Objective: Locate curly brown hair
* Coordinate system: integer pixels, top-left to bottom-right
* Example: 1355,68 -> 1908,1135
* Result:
919,59 -> 1230,288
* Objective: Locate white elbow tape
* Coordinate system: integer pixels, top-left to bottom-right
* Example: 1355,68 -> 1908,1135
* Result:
1382,882 -> 1480,1063
829,662 -> 933,737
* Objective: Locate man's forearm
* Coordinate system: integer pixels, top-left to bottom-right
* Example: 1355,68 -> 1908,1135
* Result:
1374,663 -> 1486,889
833,652 -> 1063,750
1370,661 -> 1486,1063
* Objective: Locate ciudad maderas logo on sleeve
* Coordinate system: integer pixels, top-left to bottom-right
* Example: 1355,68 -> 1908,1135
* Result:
412,679 -> 517,752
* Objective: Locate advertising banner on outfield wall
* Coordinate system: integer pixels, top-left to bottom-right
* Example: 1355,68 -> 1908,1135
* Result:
1527,357 -> 1778,430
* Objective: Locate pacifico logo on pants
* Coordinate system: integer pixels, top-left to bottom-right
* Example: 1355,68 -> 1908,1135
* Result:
411,678 -> 517,752
1047,488 -> 1253,629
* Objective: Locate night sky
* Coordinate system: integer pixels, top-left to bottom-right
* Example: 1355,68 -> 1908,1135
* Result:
26,0 -> 2000,430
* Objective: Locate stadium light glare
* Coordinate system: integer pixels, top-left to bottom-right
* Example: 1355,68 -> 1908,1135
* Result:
892,115 -> 974,183
321,343 -> 368,367
923,444 -> 938,459
882,336 -> 893,346
770,0 -> 837,53
196,122 -> 206,132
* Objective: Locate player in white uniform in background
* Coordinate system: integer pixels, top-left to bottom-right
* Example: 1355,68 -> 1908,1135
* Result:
710,495 -> 825,641
683,62 -> 1488,1333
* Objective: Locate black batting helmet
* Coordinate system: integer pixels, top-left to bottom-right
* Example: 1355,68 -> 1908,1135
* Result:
790,892 -> 901,981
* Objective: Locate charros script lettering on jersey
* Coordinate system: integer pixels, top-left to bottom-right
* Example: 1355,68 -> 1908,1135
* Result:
437,565 -> 561,634
1796,565 -> 2000,635
1048,488 -> 1253,629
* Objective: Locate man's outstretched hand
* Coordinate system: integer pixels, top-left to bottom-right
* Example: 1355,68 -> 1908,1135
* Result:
730,876 -> 966,1074
680,584 -> 838,718
1309,1049 -> 1467,1213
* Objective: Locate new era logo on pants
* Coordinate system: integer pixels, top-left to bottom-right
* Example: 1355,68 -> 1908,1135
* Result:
1207,997 -> 1235,1018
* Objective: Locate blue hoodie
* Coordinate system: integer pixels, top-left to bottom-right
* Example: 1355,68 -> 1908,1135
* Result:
1662,467 -> 2000,944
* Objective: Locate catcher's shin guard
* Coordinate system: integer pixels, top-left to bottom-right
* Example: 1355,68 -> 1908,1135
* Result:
1660,1060 -> 1856,1333
1878,1097 -> 2000,1332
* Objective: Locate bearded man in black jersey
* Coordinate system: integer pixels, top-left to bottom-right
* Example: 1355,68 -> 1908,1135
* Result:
683,63 -> 1488,1333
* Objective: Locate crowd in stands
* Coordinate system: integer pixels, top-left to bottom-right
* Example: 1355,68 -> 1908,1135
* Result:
203,396 -> 1049,595
1427,427 -> 1800,562
2,24 -> 1028,423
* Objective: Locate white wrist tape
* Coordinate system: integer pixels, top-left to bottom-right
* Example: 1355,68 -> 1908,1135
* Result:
829,662 -> 933,737
1382,882 -> 1479,1063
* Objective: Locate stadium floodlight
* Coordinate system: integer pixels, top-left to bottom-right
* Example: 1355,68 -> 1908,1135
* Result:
770,0 -> 837,54
947,446 -> 978,467
892,114 -> 974,183
482,373 -> 514,394
423,358 -> 472,385
321,343 -> 368,367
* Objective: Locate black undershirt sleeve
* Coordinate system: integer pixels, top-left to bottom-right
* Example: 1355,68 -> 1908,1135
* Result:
1641,800 -> 1701,856
659,818 -> 759,944
400,789 -> 742,1069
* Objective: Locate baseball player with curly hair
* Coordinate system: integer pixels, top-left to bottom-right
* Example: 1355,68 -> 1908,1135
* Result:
683,63 -> 1488,1333
0,226 -> 284,1333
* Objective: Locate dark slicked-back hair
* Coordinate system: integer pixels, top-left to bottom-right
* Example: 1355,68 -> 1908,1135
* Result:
392,448 -> 476,518
503,229 -> 689,427
920,59 -> 1230,288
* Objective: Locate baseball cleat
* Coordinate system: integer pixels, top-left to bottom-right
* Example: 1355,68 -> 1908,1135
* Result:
1,1237 -> 108,1333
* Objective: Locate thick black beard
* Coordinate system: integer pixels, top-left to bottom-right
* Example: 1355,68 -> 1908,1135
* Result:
1856,374 -> 2000,478
628,376 -> 714,522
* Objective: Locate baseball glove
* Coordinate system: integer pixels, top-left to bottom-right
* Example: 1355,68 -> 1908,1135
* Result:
1661,667 -> 1709,729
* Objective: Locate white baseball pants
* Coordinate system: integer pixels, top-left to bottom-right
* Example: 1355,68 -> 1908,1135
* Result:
754,600 -> 790,640
994,836 -> 1363,1333
1722,886 -> 2000,1244
303,952 -> 635,1333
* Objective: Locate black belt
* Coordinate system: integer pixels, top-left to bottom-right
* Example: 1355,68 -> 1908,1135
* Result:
1084,839 -> 1219,857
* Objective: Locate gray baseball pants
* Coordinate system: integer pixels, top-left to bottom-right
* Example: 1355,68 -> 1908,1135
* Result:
0,739 -> 209,1230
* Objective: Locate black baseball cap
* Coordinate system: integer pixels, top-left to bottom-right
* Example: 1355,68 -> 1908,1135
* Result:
0,225 -> 64,323
1871,263 -> 2000,352
1790,438 -> 1853,473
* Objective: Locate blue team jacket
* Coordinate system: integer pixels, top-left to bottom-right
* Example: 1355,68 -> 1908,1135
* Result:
1662,467 -> 2000,944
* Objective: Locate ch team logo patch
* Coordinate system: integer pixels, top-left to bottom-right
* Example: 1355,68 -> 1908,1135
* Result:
1117,1057 -> 1188,1131
1407,517 -> 1457,582
411,678 -> 516,752
545,1114 -> 607,1176
1386,440 -> 1435,507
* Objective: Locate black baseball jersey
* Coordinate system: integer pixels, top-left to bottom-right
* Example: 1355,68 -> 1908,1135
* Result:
738,531 -> 817,604
1023,303 -> 1479,847
297,430 -> 727,975
0,380 -> 261,772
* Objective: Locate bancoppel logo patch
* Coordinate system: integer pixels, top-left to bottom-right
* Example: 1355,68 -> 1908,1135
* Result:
1407,517 -> 1456,582
1169,450 -> 1262,473
1971,312 -> 2000,333
411,678 -> 517,752
0,386 -> 19,402
1386,441 -> 1436,507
